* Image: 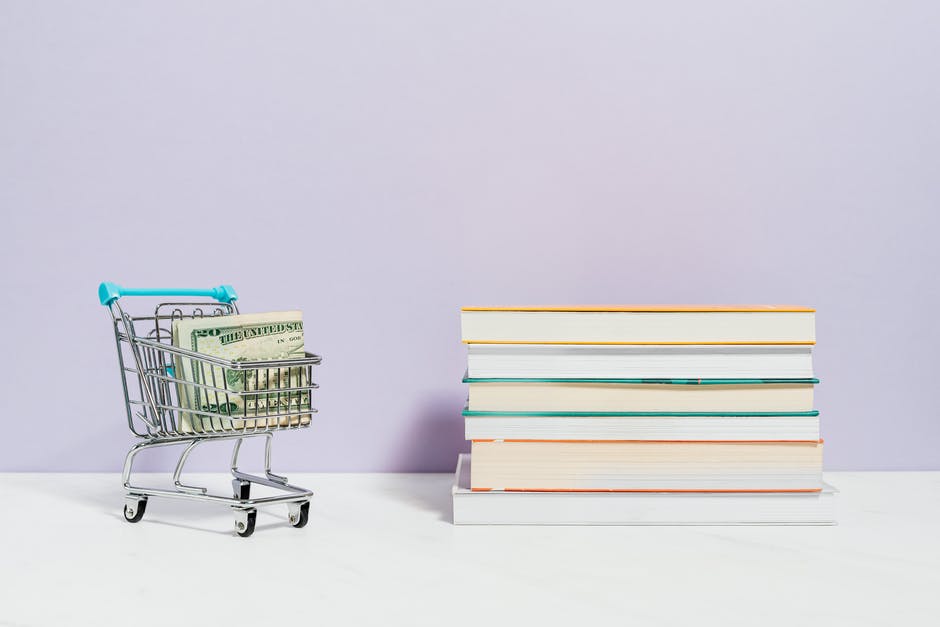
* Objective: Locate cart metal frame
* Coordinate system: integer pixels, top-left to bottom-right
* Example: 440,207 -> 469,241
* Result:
99,282 -> 321,536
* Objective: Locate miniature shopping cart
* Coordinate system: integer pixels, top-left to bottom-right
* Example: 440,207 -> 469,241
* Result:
99,282 -> 321,537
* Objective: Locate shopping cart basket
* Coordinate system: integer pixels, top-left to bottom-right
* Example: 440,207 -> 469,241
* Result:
99,282 -> 322,537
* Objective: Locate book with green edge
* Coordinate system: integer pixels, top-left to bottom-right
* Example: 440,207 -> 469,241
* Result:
463,377 -> 819,385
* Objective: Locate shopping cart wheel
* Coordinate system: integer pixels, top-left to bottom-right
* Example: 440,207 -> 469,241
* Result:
233,479 -> 251,501
288,501 -> 310,528
234,509 -> 256,537
123,497 -> 147,523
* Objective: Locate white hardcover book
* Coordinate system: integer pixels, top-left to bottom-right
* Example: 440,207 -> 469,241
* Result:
466,344 -> 815,379
464,413 -> 821,441
452,455 -> 836,525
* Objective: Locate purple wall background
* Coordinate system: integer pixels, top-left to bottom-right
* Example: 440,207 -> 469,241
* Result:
1,2 -> 938,472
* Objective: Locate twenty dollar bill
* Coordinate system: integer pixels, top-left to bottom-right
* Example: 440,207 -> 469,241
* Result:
171,311 -> 311,432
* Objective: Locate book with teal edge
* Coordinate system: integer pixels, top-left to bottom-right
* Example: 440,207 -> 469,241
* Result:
463,377 -> 819,385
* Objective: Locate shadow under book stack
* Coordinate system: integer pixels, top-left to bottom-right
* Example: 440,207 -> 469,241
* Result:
452,305 -> 835,525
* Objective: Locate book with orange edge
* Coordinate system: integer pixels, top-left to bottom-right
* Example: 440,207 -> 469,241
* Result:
469,439 -> 824,493
462,305 -> 815,312
461,305 -> 816,345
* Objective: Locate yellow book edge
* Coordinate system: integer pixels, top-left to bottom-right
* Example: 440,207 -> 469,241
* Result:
462,340 -> 816,345
462,305 -> 815,313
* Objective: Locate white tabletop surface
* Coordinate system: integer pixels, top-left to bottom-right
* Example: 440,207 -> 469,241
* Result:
1,471 -> 938,627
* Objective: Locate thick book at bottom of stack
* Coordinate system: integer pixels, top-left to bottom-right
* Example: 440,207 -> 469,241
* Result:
469,439 -> 823,491
453,454 -> 836,525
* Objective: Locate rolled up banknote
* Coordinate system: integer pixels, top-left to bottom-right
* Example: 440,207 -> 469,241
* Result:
171,311 -> 310,433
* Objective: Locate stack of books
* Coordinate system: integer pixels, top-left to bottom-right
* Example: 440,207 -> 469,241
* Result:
452,305 -> 835,525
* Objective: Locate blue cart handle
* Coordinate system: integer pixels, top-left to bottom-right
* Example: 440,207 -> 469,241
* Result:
98,282 -> 238,306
